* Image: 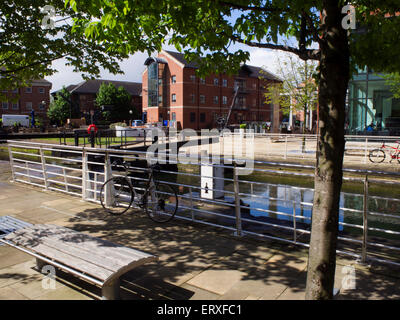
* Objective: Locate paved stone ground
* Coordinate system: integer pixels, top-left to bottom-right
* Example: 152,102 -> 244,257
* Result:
1,160 -> 400,300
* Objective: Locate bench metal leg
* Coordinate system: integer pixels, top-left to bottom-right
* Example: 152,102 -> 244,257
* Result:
102,278 -> 120,300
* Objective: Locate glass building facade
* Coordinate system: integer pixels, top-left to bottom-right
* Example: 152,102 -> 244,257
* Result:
347,67 -> 400,135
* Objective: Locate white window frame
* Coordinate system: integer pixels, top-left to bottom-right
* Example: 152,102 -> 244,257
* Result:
171,93 -> 176,102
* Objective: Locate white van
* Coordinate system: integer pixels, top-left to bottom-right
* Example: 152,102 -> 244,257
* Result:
2,115 -> 30,127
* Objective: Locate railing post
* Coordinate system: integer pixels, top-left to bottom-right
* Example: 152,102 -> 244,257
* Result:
104,151 -> 114,206
8,144 -> 15,182
361,174 -> 369,263
364,138 -> 368,164
63,167 -> 69,193
189,186 -> 194,221
39,147 -> 48,190
284,135 -> 288,159
233,163 -> 242,237
25,161 -> 31,183
293,201 -> 297,243
82,149 -> 88,201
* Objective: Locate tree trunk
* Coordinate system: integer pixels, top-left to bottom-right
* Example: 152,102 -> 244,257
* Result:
305,0 -> 350,300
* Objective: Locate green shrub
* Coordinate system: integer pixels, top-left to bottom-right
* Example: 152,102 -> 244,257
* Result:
109,122 -> 127,129
239,123 -> 247,129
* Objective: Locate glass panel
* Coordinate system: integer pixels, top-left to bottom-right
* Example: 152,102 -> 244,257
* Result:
148,62 -> 158,107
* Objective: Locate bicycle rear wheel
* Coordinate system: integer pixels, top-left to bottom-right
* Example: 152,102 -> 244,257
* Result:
369,149 -> 385,163
145,183 -> 178,223
100,176 -> 133,215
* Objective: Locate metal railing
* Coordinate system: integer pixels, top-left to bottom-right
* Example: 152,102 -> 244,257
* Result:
221,132 -> 400,163
6,139 -> 400,267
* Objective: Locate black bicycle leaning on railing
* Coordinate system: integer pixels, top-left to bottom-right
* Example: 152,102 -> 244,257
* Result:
100,161 -> 178,223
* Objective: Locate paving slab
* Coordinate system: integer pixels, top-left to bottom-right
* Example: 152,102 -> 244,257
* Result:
187,269 -> 247,295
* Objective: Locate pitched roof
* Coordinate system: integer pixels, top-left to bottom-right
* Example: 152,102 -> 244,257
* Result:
55,79 -> 142,96
162,50 -> 282,81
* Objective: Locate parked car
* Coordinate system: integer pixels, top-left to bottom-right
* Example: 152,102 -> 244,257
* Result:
131,120 -> 144,127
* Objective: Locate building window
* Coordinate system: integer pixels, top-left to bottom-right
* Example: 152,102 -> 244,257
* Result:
200,78 -> 205,84
200,95 -> 205,104
222,79 -> 227,87
171,75 -> 176,83
25,87 -> 32,93
171,94 -> 176,102
158,95 -> 163,104
158,79 -> 163,85
200,113 -> 206,123
214,78 -> 219,86
190,75 -> 196,82
39,103 -> 45,110
190,94 -> 195,103
213,96 -> 218,104
190,112 -> 196,123
38,88 -> 45,94
222,96 -> 227,105
12,103 -> 19,110
2,102 -> 8,110
171,112 -> 176,121
12,89 -> 18,93
26,102 -> 32,110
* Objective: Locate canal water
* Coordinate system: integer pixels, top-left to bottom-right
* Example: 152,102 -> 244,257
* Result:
239,182 -> 400,239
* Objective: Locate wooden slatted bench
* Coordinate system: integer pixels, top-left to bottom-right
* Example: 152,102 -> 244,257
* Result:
0,223 -> 157,299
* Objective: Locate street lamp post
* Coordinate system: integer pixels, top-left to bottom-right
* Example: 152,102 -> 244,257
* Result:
129,110 -> 133,126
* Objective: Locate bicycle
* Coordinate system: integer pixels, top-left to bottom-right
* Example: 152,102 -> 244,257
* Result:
369,141 -> 400,164
100,161 -> 178,223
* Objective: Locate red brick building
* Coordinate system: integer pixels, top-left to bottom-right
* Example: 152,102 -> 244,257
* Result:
1,79 -> 52,120
52,79 -> 142,118
142,50 -> 282,130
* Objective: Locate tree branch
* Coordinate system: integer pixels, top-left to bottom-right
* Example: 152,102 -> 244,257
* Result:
0,54 -> 67,76
218,1 -> 287,13
230,35 -> 320,60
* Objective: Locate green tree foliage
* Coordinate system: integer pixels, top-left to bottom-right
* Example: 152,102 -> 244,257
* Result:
95,83 -> 136,123
383,73 -> 400,99
0,0 -> 128,97
47,87 -> 72,125
264,55 -> 318,118
65,0 -> 400,300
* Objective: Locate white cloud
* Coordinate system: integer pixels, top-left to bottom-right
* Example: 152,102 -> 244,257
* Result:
247,48 -> 302,76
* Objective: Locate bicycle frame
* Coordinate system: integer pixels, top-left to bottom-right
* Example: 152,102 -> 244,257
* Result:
378,141 -> 400,162
113,161 -> 157,208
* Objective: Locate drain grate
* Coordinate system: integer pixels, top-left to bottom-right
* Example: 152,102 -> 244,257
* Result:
0,216 -> 33,246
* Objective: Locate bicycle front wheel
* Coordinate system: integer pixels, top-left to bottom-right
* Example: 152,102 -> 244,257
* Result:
100,177 -> 133,215
145,183 -> 178,223
369,149 -> 385,163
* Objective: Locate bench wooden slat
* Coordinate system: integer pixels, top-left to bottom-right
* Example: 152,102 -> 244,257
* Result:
5,233 -> 114,281
30,224 -> 153,262
6,227 -> 126,273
